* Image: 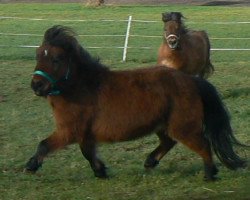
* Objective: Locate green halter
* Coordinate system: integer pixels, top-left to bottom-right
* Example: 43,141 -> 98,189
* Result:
33,68 -> 70,96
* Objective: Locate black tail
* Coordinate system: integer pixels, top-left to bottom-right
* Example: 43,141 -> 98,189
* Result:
194,78 -> 247,170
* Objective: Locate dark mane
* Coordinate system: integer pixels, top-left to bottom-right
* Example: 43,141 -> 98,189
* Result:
162,12 -> 183,23
43,25 -> 77,51
43,25 -> 109,90
43,25 -> 108,74
162,12 -> 188,34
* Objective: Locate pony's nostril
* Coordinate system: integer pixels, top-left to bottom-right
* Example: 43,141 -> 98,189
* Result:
31,79 -> 51,96
31,80 -> 45,93
167,40 -> 178,49
170,40 -> 176,45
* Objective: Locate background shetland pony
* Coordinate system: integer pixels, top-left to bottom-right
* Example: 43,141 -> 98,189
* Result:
157,12 -> 214,78
25,25 -> 246,181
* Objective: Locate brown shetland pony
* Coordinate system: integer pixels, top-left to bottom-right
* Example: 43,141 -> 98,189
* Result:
25,25 -> 246,181
157,12 -> 214,78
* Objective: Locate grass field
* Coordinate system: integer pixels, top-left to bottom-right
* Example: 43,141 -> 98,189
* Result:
0,3 -> 250,200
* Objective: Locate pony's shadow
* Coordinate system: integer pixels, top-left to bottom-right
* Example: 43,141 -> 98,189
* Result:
222,87 -> 250,99
202,1 -> 247,6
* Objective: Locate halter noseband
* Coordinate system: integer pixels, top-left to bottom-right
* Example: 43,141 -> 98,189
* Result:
165,34 -> 179,40
165,34 -> 180,49
33,67 -> 70,96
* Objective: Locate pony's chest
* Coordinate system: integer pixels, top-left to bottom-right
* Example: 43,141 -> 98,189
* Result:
158,44 -> 185,67
160,53 -> 185,69
160,59 -> 177,68
49,98 -> 89,129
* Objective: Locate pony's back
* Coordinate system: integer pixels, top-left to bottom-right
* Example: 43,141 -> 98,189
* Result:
93,66 -> 185,142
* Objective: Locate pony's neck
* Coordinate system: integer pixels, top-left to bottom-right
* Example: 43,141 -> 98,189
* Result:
56,46 -> 109,100
75,49 -> 109,94
180,24 -> 188,34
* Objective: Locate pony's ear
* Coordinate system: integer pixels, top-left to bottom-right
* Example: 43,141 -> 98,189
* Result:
167,12 -> 183,22
177,12 -> 185,20
162,12 -> 169,22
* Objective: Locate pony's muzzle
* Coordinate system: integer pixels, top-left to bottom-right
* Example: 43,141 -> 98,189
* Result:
31,79 -> 51,96
165,34 -> 179,49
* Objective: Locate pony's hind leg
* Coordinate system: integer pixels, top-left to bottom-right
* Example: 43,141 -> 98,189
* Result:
25,132 -> 72,172
144,130 -> 177,169
79,139 -> 107,178
192,139 -> 218,181
173,130 -> 218,181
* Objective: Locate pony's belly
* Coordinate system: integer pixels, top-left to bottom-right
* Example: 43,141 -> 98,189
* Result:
93,120 -> 162,143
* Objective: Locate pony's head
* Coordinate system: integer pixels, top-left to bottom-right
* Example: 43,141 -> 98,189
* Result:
32,25 -> 102,97
31,25 -> 79,96
32,45 -> 70,96
162,12 -> 186,50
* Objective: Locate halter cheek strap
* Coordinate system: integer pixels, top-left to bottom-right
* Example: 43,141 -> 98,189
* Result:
33,67 -> 70,96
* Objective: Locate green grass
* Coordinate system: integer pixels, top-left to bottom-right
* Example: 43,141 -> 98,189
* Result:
0,3 -> 250,200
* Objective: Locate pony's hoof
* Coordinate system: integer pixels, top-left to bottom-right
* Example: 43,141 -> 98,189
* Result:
204,164 -> 219,180
203,175 -> 220,182
25,157 -> 42,172
94,170 -> 108,179
144,157 -> 159,169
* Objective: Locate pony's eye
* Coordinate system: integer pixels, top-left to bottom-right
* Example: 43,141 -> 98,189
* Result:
51,58 -> 61,71
52,54 -> 65,64
52,58 -> 60,64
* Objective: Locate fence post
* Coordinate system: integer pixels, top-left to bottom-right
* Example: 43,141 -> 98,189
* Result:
122,15 -> 132,62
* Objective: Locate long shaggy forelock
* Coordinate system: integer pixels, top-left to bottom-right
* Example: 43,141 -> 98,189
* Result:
162,12 -> 188,34
41,25 -> 108,76
42,25 -> 79,51
162,12 -> 184,22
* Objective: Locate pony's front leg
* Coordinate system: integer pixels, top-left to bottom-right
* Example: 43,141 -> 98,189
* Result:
79,139 -> 107,178
25,132 -> 72,172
